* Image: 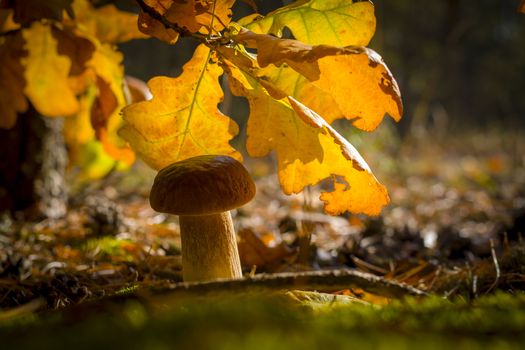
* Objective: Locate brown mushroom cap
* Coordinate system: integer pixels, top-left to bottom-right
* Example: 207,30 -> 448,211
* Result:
149,155 -> 256,216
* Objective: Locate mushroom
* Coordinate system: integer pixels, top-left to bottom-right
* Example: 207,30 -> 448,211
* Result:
149,155 -> 255,282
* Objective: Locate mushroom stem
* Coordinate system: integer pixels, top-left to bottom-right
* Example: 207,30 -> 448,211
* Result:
179,212 -> 242,282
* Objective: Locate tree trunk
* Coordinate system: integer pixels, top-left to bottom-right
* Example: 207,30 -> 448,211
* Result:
0,106 -> 68,221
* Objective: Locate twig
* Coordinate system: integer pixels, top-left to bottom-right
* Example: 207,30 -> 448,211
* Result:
151,269 -> 427,299
135,0 -> 207,41
486,239 -> 500,293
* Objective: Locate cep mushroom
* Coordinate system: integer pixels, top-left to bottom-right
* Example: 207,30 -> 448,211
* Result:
149,155 -> 256,282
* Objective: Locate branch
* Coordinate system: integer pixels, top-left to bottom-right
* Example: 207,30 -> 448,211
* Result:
134,0 -> 208,41
150,269 -> 428,299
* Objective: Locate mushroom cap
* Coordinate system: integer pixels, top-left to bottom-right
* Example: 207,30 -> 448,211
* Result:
149,155 -> 256,216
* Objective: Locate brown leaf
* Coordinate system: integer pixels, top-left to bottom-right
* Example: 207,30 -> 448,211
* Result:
237,229 -> 294,269
52,26 -> 95,76
91,76 -> 118,135
141,0 -> 235,35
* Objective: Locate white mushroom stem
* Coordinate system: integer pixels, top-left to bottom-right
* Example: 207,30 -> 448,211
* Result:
179,211 -> 242,282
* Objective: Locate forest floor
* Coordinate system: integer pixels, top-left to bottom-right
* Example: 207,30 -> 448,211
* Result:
1,125 -> 525,349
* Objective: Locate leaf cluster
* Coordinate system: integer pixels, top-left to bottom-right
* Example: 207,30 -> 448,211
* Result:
0,0 -> 145,179
122,0 -> 403,215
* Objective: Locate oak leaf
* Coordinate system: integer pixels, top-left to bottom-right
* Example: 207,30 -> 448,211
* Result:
140,0 -> 235,35
0,33 -> 28,128
232,30 -> 402,131
22,21 -> 79,117
238,0 -> 375,46
120,44 -> 240,170
224,61 -> 389,215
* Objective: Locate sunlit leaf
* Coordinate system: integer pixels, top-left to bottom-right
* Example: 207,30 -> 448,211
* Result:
0,32 -> 28,128
224,61 -> 389,215
238,0 -> 375,46
120,44 -> 240,170
22,21 -> 79,117
234,30 -> 402,130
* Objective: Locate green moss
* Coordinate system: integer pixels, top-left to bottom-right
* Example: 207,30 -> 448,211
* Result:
1,292 -> 524,350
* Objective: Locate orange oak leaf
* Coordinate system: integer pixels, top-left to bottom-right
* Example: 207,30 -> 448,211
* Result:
519,0 -> 525,13
22,21 -> 79,117
238,0 -> 375,46
232,30 -> 402,131
0,32 -> 28,128
120,44 -> 240,170
140,0 -> 235,35
224,61 -> 389,216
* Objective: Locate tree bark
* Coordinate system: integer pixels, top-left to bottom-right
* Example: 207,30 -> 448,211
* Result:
0,106 -> 68,221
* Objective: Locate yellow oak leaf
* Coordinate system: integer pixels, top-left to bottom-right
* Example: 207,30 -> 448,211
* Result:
120,44 -> 240,170
0,33 -> 28,128
64,83 -> 97,157
238,0 -> 375,46
22,21 -> 79,117
224,61 -> 389,216
69,0 -> 147,44
232,30 -> 402,131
